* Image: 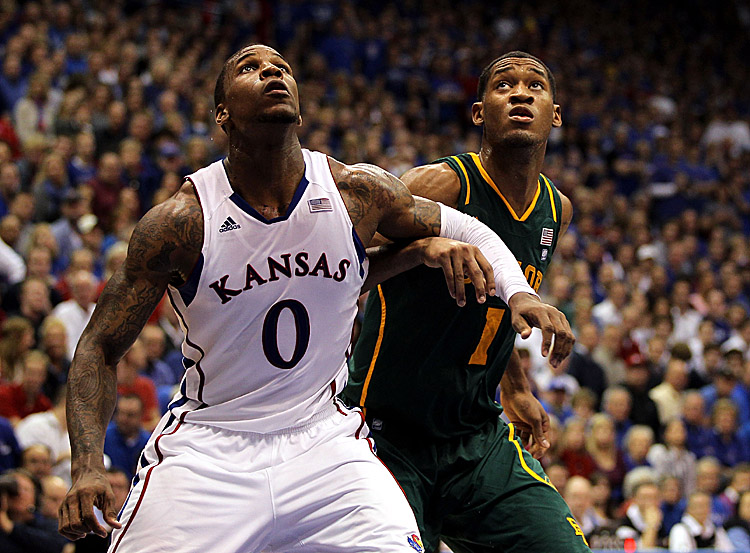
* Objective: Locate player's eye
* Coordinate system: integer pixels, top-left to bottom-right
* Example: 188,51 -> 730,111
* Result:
530,82 -> 544,89
279,65 -> 290,73
241,64 -> 256,72
496,81 -> 510,89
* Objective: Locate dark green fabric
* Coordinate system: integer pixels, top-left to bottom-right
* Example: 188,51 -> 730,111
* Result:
343,153 -> 587,551
372,419 -> 590,553
345,153 -> 563,439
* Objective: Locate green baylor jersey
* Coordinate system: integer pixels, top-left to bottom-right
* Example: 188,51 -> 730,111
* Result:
344,152 -> 563,439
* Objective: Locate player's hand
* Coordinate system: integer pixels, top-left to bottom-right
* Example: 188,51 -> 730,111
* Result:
59,467 -> 122,540
501,388 -> 551,459
506,293 -> 575,367
419,237 -> 496,306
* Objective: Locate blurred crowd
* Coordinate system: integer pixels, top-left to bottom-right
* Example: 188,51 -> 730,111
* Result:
0,0 -> 748,551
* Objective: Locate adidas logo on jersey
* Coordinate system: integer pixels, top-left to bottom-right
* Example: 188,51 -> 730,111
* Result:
219,217 -> 241,233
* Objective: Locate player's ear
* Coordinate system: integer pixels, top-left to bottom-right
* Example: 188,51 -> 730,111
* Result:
297,114 -> 303,127
215,103 -> 229,127
471,102 -> 484,126
552,103 -> 562,128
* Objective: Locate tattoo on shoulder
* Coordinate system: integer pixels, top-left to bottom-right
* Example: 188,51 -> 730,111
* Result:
336,163 -> 407,227
129,190 -> 203,285
91,190 -> 203,361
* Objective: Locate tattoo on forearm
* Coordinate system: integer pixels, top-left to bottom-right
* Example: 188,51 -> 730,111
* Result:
67,355 -> 117,459
67,273 -> 166,459
412,198 -> 442,235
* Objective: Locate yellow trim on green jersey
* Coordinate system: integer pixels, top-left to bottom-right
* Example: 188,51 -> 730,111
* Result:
541,174 -> 557,223
359,284 -> 387,413
451,155 -> 472,205
468,153 -> 540,221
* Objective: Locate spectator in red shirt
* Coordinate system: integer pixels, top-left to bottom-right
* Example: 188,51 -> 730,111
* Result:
561,417 -> 598,478
0,350 -> 52,425
116,337 -> 160,431
87,151 -> 123,234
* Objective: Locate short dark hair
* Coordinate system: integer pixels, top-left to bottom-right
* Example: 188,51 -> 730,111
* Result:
477,51 -> 557,102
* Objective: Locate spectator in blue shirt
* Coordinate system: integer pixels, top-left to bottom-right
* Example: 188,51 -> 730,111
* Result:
659,475 -> 685,533
682,390 -> 712,458
0,55 -> 26,112
103,394 -> 150,480
32,152 -> 73,224
62,33 -> 88,77
701,361 -> 750,428
318,19 -> 357,74
703,398 -> 750,468
602,386 -> 634,449
623,425 -> 654,472
0,416 -> 20,472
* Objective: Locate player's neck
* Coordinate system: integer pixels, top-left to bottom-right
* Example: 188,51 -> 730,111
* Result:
478,142 -> 546,214
225,129 -> 305,207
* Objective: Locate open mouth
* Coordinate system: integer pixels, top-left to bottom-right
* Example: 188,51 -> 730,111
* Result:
508,106 -> 534,121
264,81 -> 289,96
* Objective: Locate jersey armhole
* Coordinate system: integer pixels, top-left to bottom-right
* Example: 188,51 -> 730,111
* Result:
324,154 -> 369,278
439,157 -> 470,208
541,174 -> 563,230
173,177 -> 206,307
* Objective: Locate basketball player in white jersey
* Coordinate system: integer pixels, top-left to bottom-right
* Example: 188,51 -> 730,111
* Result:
58,44 -> 573,552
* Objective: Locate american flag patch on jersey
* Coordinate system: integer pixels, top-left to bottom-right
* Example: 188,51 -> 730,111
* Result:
308,198 -> 333,213
540,227 -> 554,246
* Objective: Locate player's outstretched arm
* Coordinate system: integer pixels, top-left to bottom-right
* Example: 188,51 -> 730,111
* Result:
339,161 -> 575,365
59,184 -> 203,541
334,161 -> 533,304
362,163 -> 493,303
363,236 -> 497,306
333,160 -> 492,306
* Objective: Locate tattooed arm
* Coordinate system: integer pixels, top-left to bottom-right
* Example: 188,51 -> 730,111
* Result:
358,163 -> 470,295
332,160 -> 496,304
330,159 -> 574,363
59,182 -> 203,541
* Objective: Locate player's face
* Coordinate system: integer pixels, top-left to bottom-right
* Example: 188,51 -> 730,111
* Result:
472,58 -> 561,147
217,45 -> 301,131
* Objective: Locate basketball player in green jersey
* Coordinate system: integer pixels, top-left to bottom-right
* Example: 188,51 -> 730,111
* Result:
344,52 -> 590,552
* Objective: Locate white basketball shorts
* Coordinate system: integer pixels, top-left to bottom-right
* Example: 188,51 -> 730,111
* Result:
108,402 -> 424,553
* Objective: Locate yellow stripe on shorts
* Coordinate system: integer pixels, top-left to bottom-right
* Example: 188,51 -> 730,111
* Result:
507,423 -> 556,489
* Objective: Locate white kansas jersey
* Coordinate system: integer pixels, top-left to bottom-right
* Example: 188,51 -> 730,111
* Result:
166,149 -> 368,433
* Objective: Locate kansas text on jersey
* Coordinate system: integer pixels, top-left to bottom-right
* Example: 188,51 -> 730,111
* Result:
166,149 -> 367,433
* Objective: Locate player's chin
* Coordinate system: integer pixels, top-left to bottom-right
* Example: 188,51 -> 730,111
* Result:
256,106 -> 299,124
499,130 -> 544,148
